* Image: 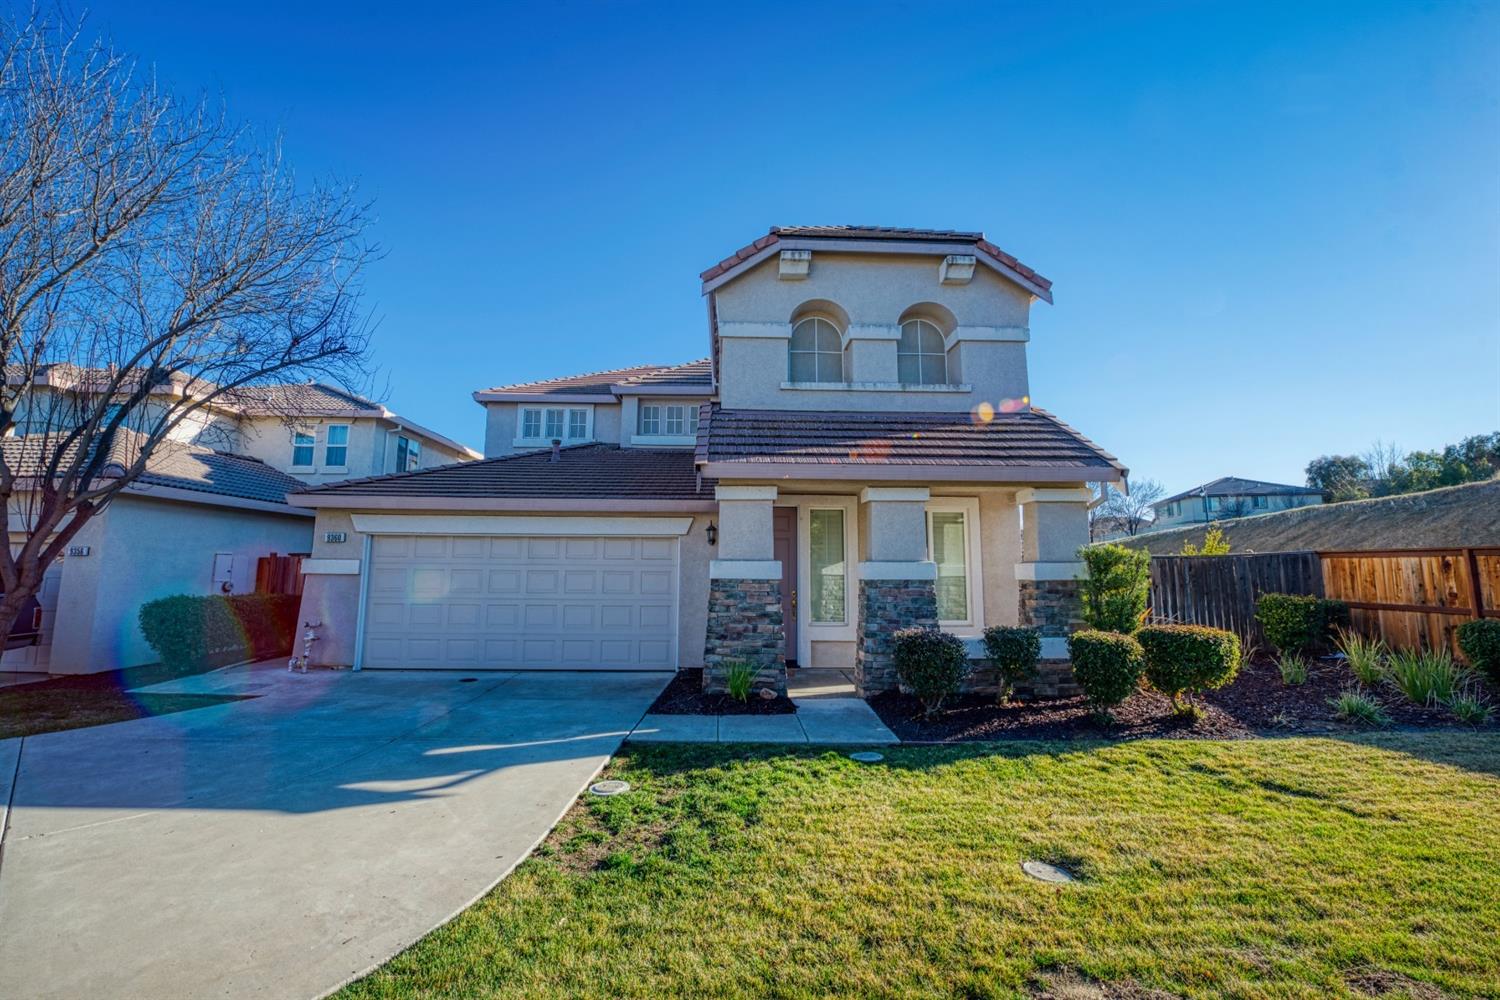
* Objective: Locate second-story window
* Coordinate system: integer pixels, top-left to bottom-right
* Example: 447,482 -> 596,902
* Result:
898,319 -> 948,385
395,435 -> 421,471
518,406 -> 591,443
324,424 -> 349,467
292,430 -> 315,467
639,403 -> 699,437
789,316 -> 845,382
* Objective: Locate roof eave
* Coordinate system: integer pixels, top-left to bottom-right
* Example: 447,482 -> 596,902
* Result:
696,461 -> 1124,483
287,494 -> 716,512
472,391 -> 618,404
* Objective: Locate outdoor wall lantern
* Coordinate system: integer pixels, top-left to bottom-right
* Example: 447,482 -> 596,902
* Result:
706,521 -> 717,546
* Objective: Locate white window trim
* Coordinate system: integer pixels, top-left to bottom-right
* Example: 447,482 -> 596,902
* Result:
777,495 -> 858,666
323,423 -> 350,471
291,428 -> 316,469
926,497 -> 984,634
634,401 -> 702,445
513,404 -> 594,447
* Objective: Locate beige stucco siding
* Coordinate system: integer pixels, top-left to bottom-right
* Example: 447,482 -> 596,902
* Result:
482,401 -> 628,458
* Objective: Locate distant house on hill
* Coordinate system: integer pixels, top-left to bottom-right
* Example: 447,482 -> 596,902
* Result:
1123,478 -> 1500,555
1152,476 -> 1322,530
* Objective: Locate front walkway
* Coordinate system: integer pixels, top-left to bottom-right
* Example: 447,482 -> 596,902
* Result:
630,669 -> 897,744
0,661 -> 668,1000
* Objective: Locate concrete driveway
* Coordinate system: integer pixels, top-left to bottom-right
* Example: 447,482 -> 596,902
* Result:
0,662 -> 669,1000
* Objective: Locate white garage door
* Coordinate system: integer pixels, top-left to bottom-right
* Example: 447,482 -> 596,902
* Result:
361,534 -> 678,670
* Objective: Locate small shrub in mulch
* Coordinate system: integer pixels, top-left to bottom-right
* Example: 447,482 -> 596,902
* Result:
1255,593 -> 1349,655
892,627 -> 970,718
1137,623 -> 1241,713
646,668 -> 795,716
1457,619 -> 1500,684
1067,630 -> 1145,721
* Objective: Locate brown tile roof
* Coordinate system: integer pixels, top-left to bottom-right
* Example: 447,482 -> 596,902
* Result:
1,432 -> 305,506
296,444 -> 714,500
696,406 -> 1123,475
616,358 -> 714,388
699,225 -> 1053,297
475,364 -> 670,398
227,382 -> 381,414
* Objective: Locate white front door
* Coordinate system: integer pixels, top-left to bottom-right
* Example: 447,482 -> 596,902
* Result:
361,534 -> 678,670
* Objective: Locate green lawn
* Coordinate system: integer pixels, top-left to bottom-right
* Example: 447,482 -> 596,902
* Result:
341,735 -> 1500,1000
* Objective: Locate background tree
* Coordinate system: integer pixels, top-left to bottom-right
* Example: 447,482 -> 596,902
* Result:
1305,454 -> 1371,502
0,11 -> 374,640
1095,478 -> 1165,537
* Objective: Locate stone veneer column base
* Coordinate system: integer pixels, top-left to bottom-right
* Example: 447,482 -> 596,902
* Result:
1015,577 -> 1086,700
855,579 -> 938,697
703,578 -> 786,696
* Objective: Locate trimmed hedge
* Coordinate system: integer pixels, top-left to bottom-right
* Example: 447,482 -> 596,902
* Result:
1457,619 -> 1500,684
1137,623 -> 1242,711
139,593 -> 299,671
893,627 -> 971,718
1254,593 -> 1350,654
1067,629 -> 1144,719
1079,543 -> 1150,634
982,625 -> 1041,703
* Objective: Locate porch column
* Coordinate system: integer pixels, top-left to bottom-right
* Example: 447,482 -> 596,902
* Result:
1016,487 -> 1091,697
704,485 -> 786,695
854,487 -> 937,697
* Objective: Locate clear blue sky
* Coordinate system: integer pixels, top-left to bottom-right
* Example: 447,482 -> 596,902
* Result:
81,0 -> 1499,495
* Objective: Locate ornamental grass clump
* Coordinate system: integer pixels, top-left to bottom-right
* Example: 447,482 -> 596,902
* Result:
1336,629 -> 1387,687
1277,652 -> 1309,686
1457,619 -> 1500,684
892,628 -> 971,718
1254,593 -> 1350,655
1330,688 -> 1391,728
1136,624 -> 1241,714
723,659 -> 757,703
1386,647 -> 1467,708
1446,686 -> 1494,727
981,625 -> 1041,704
1067,629 -> 1144,722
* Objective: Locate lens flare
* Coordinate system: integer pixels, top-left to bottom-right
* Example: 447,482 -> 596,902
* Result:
972,402 -> 995,424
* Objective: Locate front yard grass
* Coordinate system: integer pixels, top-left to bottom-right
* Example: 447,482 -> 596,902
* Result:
341,734 -> 1500,1000
0,662 -> 247,739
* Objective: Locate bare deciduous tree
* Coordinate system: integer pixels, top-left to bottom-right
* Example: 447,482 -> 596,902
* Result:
0,10 -> 374,640
1095,477 -> 1166,537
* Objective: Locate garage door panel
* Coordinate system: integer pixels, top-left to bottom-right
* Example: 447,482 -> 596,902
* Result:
362,533 -> 677,670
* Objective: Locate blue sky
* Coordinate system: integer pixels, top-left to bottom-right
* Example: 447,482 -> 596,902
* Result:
83,0 -> 1498,494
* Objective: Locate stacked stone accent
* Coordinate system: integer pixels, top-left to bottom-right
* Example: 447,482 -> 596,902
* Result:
1008,576 -> 1088,699
703,578 -> 786,696
962,658 -> 1081,699
855,579 -> 937,696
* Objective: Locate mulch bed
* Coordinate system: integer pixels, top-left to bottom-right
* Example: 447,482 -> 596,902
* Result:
646,667 -> 796,715
870,656 -> 1490,743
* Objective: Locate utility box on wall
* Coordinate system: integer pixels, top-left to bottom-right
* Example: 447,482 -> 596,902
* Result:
212,552 -> 236,593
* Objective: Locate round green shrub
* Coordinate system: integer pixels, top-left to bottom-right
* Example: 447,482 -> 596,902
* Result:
1457,619 -> 1500,684
1079,543 -> 1150,633
1066,629 -> 1144,718
981,625 -> 1041,702
1137,624 -> 1242,710
893,627 -> 971,718
1254,593 -> 1350,654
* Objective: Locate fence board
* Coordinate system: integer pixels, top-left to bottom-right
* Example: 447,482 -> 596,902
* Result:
255,552 -> 307,596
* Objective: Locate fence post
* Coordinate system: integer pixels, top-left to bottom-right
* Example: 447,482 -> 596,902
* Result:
1464,548 -> 1486,619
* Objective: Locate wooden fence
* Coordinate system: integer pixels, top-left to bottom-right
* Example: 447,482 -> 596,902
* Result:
1148,547 -> 1499,656
254,552 -> 307,596
1149,551 -> 1323,649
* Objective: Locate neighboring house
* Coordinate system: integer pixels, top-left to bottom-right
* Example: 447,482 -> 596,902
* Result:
1,369 -> 480,675
1126,477 -> 1500,555
1152,477 -> 1322,530
290,225 -> 1126,696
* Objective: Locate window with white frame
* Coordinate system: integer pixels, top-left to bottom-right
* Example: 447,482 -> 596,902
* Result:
638,402 -> 700,438
925,502 -> 981,628
323,424 -> 349,467
395,435 -> 421,472
291,430 -> 315,467
788,316 -> 846,382
808,508 -> 846,624
1252,495 -> 1268,509
898,318 -> 949,385
518,406 -> 591,443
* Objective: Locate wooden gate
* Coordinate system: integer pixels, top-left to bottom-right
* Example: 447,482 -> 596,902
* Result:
254,552 -> 307,596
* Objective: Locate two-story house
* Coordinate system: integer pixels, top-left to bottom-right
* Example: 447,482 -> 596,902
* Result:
1152,477 -> 1323,530
2,366 -> 478,676
290,226 -> 1126,696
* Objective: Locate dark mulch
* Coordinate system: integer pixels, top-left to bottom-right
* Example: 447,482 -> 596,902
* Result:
870,656 -> 1489,743
646,667 -> 796,715
0,668 -> 252,740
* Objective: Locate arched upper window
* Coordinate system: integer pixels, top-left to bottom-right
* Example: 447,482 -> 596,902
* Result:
788,316 -> 845,383
897,319 -> 948,384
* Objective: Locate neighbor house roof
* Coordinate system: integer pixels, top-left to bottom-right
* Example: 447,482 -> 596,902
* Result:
1157,477 -> 1325,507
695,406 -> 1125,482
472,360 -> 714,401
699,225 -> 1053,302
1,432 -> 307,509
290,444 -> 715,510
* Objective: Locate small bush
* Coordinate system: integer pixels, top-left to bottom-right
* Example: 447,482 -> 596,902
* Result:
1386,647 -> 1468,707
1336,629 -> 1387,686
1255,593 -> 1350,655
139,593 -> 299,670
1078,543 -> 1150,634
1137,624 -> 1241,712
1457,619 -> 1500,684
1067,630 -> 1144,720
1277,652 -> 1309,686
723,660 -> 756,702
982,625 -> 1041,703
1330,688 -> 1391,728
1180,525 -> 1230,556
893,628 -> 971,718
1447,687 -> 1494,727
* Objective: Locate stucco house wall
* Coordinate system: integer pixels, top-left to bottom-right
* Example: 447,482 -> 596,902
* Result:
238,415 -> 472,483
44,494 -> 313,674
